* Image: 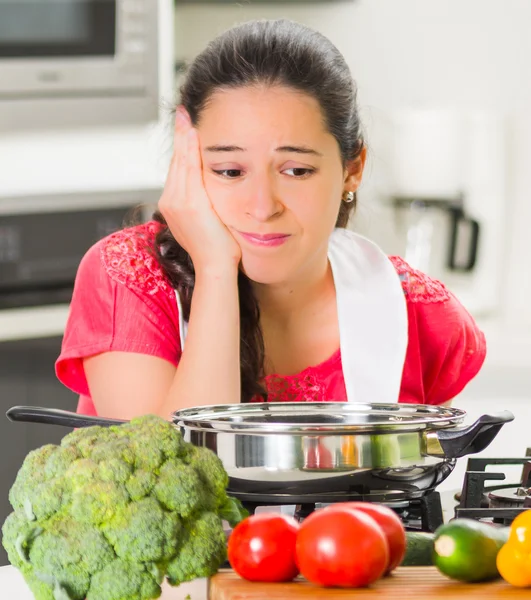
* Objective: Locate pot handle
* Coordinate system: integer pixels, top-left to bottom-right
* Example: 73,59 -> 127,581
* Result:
6,406 -> 126,429
426,410 -> 514,459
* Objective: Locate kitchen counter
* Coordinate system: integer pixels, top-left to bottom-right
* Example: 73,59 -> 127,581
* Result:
0,304 -> 70,342
210,567 -> 529,599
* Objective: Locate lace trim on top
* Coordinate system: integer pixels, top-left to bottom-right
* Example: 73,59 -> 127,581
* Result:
101,221 -> 171,296
389,256 -> 450,303
257,349 -> 342,403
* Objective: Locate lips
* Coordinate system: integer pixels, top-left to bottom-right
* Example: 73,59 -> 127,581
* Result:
237,231 -> 291,247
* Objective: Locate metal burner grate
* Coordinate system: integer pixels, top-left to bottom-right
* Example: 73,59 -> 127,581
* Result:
455,454 -> 531,525
239,489 -> 444,533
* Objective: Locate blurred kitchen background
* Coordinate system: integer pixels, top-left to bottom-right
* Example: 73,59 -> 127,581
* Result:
0,0 -> 530,564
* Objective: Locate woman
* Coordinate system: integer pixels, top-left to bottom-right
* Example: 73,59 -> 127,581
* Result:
56,19 -> 486,420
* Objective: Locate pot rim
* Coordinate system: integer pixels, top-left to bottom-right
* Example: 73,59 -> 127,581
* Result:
172,401 -> 467,435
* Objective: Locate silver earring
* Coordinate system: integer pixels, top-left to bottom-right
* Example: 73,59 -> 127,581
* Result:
343,191 -> 355,203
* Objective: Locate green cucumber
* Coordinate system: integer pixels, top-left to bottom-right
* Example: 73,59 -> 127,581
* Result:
433,519 -> 510,582
401,531 -> 435,566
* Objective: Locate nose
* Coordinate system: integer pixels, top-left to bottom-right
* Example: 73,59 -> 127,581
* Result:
245,176 -> 284,223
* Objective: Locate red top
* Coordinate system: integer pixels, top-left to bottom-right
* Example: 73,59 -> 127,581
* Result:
56,222 -> 486,416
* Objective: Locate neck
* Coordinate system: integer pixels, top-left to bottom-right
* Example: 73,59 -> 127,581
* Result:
252,254 -> 334,325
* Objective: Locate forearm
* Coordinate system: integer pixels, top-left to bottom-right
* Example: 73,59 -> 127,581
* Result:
159,267 -> 241,415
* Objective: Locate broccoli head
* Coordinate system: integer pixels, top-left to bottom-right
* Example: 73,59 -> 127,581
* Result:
2,414 -> 248,600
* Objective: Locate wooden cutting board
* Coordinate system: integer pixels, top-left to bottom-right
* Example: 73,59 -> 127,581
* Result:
209,567 -> 528,599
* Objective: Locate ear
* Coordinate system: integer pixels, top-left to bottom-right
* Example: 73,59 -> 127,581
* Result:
343,146 -> 367,193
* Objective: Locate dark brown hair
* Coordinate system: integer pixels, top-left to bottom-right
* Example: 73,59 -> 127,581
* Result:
153,19 -> 364,402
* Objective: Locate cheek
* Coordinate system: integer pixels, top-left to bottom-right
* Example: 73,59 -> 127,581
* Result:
291,170 -> 344,228
291,190 -> 342,231
202,176 -> 238,223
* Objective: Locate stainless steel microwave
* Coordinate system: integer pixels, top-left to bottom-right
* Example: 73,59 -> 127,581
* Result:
0,0 -> 160,131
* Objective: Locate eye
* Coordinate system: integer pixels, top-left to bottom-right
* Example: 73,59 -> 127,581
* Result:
283,167 -> 316,178
213,169 -> 243,179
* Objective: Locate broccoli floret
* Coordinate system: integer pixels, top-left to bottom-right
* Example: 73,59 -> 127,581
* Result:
70,481 -> 129,525
122,414 -> 187,460
28,518 -> 115,600
116,415 -> 186,467
61,426 -> 113,458
98,457 -> 133,484
154,461 -> 211,518
101,497 -> 181,563
184,446 -> 229,503
26,478 -> 68,521
44,446 -> 82,479
126,470 -> 157,501
1,512 -> 41,569
87,559 -> 161,600
166,512 -> 227,585
8,445 -> 57,512
90,437 -> 136,467
64,458 -> 99,487
2,414 -> 246,600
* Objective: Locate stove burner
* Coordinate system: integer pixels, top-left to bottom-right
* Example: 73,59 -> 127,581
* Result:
488,486 -> 530,509
455,455 -> 531,525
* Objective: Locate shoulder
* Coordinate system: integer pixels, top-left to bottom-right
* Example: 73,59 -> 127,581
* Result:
331,230 -> 450,304
388,255 -> 477,339
389,256 -> 451,304
389,258 -> 486,403
89,220 -> 173,297
388,256 -> 484,352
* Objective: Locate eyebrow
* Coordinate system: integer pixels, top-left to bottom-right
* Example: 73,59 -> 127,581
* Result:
204,144 -> 323,157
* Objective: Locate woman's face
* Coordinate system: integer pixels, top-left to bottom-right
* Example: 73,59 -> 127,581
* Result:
196,85 -> 363,285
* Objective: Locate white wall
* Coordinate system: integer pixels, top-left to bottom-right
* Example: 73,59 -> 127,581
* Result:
175,0 -> 531,111
174,0 -> 531,365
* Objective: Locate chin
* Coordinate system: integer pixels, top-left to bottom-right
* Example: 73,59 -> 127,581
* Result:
238,255 -> 292,285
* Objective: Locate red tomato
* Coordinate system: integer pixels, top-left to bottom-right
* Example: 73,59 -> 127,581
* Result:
228,513 -> 300,582
296,506 -> 389,588
327,502 -> 406,573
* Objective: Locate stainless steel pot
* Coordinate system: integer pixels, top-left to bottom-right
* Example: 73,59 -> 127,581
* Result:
6,403 -> 514,503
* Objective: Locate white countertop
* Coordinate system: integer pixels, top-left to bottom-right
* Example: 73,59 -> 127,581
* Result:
0,565 -> 208,600
0,304 -> 70,342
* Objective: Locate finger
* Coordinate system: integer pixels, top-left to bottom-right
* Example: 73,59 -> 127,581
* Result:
174,108 -> 191,157
163,151 -> 186,208
174,105 -> 192,147
185,129 -> 207,205
164,109 -> 190,198
172,107 -> 192,166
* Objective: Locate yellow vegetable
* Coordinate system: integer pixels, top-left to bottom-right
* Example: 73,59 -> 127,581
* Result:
496,510 -> 531,587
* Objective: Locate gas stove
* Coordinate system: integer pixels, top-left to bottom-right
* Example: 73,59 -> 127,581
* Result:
239,489 -> 445,533
454,452 -> 531,525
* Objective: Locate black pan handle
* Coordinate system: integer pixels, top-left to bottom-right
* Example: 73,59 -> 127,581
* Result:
6,406 -> 126,429
435,411 -> 514,459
